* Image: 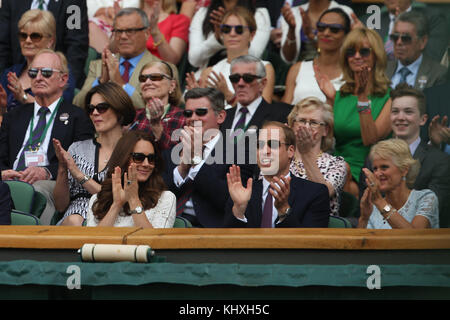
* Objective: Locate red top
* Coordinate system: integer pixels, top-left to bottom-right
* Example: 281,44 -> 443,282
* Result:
146,14 -> 190,58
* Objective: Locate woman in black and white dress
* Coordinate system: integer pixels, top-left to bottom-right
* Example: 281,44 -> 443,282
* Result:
53,82 -> 135,226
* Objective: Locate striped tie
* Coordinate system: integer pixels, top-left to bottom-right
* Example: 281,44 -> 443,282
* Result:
232,107 -> 248,142
16,107 -> 50,171
399,67 -> 411,84
37,0 -> 45,10
176,179 -> 194,216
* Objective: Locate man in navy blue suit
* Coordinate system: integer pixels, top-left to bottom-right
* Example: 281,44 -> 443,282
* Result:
225,121 -> 330,228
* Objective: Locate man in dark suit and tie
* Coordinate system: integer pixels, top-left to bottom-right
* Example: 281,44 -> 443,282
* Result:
359,84 -> 450,227
0,0 -> 89,89
0,49 -> 94,224
225,121 -> 330,228
73,7 -> 160,109
386,11 -> 447,91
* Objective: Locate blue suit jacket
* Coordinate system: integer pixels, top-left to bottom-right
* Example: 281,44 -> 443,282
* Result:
224,175 -> 330,228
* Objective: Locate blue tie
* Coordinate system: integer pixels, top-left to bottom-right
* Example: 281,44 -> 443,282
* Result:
399,67 -> 411,84
16,107 -> 50,171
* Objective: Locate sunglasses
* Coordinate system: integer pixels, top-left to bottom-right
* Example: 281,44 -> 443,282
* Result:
130,152 -> 156,164
183,108 -> 209,118
389,33 -> 414,44
139,73 -> 172,83
257,139 -> 290,150
86,103 -> 111,115
316,22 -> 345,34
345,47 -> 372,58
229,73 -> 262,84
220,24 -> 251,35
28,67 -> 63,78
18,32 -> 45,42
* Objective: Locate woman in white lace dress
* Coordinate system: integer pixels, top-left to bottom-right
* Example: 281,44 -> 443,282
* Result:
358,139 -> 439,229
287,97 -> 347,216
86,131 -> 176,227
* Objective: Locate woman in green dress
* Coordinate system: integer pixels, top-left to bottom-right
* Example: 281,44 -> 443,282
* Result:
317,27 -> 392,198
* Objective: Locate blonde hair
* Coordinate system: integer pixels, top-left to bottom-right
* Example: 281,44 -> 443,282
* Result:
221,6 -> 257,33
33,49 -> 69,74
369,138 -> 420,188
287,97 -> 335,152
339,28 -> 390,97
18,9 -> 56,49
140,0 -> 177,14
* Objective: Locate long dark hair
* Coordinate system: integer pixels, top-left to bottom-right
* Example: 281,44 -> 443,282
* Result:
92,131 -> 166,220
202,0 -> 256,37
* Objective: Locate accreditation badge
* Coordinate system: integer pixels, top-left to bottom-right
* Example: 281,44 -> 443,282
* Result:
24,149 -> 48,167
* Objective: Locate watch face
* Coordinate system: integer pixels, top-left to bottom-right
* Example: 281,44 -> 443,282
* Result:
383,205 -> 391,213
133,206 -> 143,214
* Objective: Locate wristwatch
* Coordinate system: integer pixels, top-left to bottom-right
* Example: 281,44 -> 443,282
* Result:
78,175 -> 91,186
381,204 -> 392,215
22,93 -> 28,103
130,206 -> 143,215
278,207 -> 292,220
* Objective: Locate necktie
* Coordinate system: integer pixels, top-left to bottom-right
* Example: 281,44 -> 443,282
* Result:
121,60 -> 131,83
232,107 -> 249,141
176,179 -> 194,216
37,0 -> 45,10
16,107 -> 50,171
261,189 -> 273,228
398,67 -> 411,84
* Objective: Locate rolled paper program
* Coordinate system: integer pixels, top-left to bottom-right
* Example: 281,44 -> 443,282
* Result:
79,244 -> 153,263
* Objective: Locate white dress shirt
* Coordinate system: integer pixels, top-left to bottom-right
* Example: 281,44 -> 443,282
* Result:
31,0 -> 49,10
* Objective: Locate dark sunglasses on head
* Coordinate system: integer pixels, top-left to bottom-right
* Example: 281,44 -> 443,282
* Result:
229,73 -> 262,84
220,24 -> 251,35
28,67 -> 63,78
86,103 -> 111,115
389,33 -> 413,44
316,22 -> 345,34
183,108 -> 209,118
257,139 -> 289,150
18,32 -> 44,42
139,73 -> 172,83
345,47 -> 372,58
130,152 -> 156,164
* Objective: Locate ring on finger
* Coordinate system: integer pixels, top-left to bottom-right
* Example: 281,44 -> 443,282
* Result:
127,180 -> 132,185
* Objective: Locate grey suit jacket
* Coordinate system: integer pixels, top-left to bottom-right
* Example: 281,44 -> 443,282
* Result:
386,55 -> 448,90
72,51 -> 160,109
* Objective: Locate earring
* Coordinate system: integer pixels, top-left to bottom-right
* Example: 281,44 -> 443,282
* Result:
401,176 -> 406,181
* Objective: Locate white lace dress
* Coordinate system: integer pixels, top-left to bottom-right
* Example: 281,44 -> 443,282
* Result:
367,189 -> 439,229
85,191 -> 176,228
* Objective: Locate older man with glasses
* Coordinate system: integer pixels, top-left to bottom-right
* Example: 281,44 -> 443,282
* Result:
386,11 -> 447,90
0,49 -> 94,224
73,7 -> 160,109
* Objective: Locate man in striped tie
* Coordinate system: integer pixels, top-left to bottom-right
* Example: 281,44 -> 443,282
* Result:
0,49 -> 93,223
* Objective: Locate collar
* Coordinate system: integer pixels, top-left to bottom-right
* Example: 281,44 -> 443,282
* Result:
33,96 -> 61,117
119,51 -> 145,68
396,54 -> 423,72
236,96 -> 262,119
409,136 -> 421,156
204,131 -> 221,151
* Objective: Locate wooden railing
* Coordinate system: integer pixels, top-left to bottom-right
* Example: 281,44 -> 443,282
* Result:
0,226 -> 449,250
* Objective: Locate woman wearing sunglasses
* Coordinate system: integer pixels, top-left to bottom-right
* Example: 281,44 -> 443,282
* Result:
187,6 -> 274,106
0,10 -> 76,112
287,97 -> 347,216
319,27 -> 392,198
131,61 -> 186,150
188,0 -> 270,75
86,131 -> 176,228
52,82 -> 136,226
282,8 -> 350,105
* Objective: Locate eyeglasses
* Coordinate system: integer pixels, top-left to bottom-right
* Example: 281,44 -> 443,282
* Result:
28,67 -> 63,78
112,27 -> 147,36
130,152 -> 156,164
389,33 -> 414,44
316,22 -> 345,34
86,103 -> 111,115
257,139 -> 290,150
345,47 -> 372,58
139,73 -> 172,83
229,73 -> 262,84
18,32 -> 45,42
220,24 -> 251,35
294,118 -> 326,129
183,108 -> 209,118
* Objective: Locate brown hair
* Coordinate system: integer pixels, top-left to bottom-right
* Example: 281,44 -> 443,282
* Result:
84,82 -> 136,126
339,28 -> 390,97
390,83 -> 426,115
221,6 -> 257,33
261,121 -> 296,149
92,131 -> 166,221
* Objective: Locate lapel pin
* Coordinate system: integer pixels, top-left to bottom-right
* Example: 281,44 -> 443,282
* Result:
60,113 -> 69,125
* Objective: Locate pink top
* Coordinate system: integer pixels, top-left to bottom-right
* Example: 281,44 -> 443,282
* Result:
146,13 -> 190,58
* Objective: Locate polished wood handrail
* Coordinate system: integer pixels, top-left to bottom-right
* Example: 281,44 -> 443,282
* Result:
0,226 -> 449,250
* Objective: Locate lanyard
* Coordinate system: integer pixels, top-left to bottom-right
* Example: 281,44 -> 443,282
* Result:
27,98 -> 63,151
